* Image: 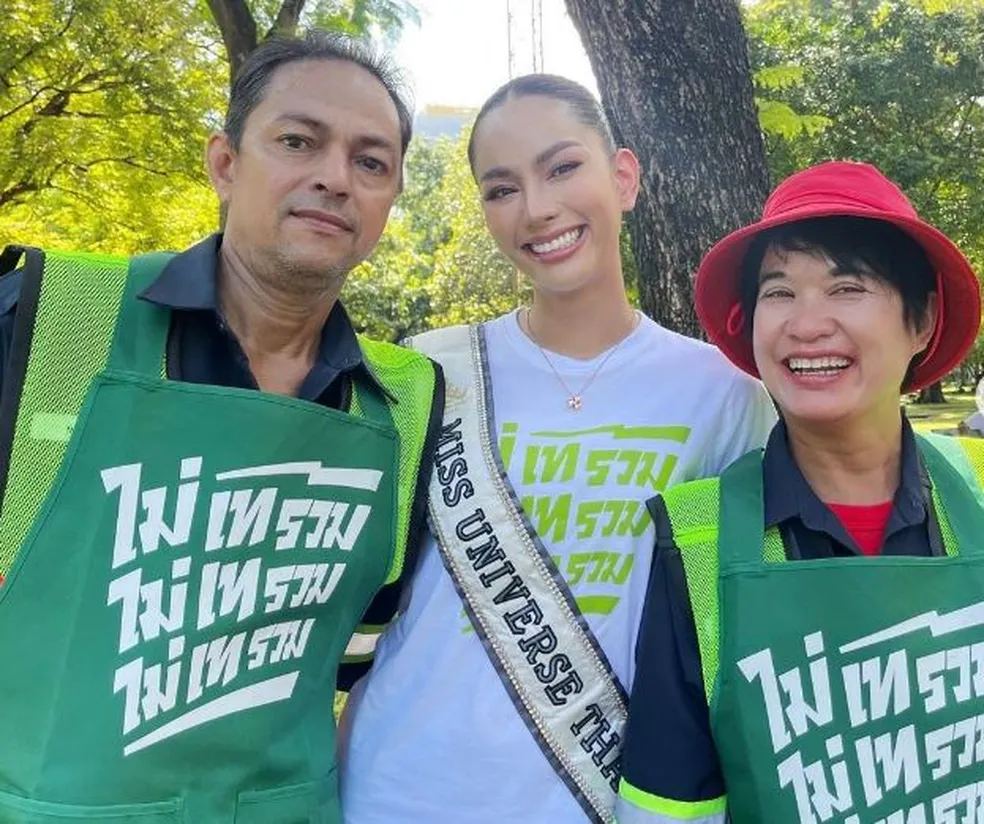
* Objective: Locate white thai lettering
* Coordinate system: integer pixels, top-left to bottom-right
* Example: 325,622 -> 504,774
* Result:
196,558 -> 261,630
114,658 -> 144,735
946,645 -> 973,704
186,632 -> 247,703
263,565 -> 296,614
778,633 -> 834,741
843,650 -> 911,729
296,563 -> 346,607
102,463 -> 143,570
321,502 -> 372,551
304,500 -> 337,548
108,562 -> 189,653
269,618 -> 315,663
246,619 -> 315,668
853,724 -> 922,806
776,740 -> 853,824
138,457 -> 201,553
139,640 -> 183,725
916,651 -> 948,713
205,490 -> 230,551
275,498 -> 314,550
225,488 -> 277,548
738,646 -> 795,753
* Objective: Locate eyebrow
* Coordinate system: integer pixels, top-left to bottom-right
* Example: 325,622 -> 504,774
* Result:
273,113 -> 397,155
274,113 -> 324,131
757,263 -> 869,286
479,139 -> 582,183
757,269 -> 786,286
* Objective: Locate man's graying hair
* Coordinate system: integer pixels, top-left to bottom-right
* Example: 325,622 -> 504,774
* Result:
224,30 -> 414,158
466,74 -> 616,173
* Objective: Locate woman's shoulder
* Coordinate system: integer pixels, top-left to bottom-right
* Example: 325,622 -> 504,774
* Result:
638,317 -> 760,382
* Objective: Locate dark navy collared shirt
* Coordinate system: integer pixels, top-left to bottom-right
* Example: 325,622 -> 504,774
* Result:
619,416 -> 940,807
0,234 -> 387,407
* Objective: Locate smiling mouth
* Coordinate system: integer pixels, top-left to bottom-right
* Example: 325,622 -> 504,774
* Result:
785,356 -> 853,376
524,226 -> 585,256
292,210 -> 353,232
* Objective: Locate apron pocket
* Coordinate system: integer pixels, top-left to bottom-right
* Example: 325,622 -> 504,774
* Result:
235,774 -> 338,824
0,790 -> 182,823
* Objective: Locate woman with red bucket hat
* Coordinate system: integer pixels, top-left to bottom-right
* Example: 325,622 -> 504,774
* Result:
615,161 -> 984,824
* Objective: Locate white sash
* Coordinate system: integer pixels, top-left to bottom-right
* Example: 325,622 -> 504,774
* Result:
409,324 -> 628,824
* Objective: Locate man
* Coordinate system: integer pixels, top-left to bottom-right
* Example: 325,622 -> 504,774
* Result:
0,32 -> 442,823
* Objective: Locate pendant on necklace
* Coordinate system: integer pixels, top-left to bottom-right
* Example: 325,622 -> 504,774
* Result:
567,395 -> 583,411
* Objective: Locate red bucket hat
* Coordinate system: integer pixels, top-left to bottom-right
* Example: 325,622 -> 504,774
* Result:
694,161 -> 982,391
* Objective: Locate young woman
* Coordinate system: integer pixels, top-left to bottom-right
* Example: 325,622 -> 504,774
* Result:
340,75 -> 776,824
617,161 -> 984,824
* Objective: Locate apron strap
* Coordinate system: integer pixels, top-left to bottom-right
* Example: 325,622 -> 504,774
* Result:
718,448 -> 766,573
106,252 -> 174,376
351,373 -> 395,429
917,434 -> 984,558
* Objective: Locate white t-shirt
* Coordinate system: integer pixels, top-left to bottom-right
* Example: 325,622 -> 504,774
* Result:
341,311 -> 776,823
964,411 -> 984,435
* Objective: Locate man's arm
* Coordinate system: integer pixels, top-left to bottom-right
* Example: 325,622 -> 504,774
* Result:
616,498 -> 727,824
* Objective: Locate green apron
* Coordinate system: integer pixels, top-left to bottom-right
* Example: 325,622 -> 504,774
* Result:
0,259 -> 398,822
713,443 -> 984,823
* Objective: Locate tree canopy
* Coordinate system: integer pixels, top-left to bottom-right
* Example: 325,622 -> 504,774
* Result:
2,0 -> 983,377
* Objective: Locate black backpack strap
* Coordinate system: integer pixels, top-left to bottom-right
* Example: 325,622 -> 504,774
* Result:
0,246 -> 44,510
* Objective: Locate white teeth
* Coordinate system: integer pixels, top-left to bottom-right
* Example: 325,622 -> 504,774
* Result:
530,228 -> 581,254
788,356 -> 851,372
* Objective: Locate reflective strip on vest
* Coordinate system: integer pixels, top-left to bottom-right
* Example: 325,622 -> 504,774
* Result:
342,623 -> 385,662
615,780 -> 726,824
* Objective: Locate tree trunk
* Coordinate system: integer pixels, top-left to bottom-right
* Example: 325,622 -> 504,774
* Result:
207,0 -> 309,86
916,381 -> 945,404
564,0 -> 769,337
207,0 -> 259,86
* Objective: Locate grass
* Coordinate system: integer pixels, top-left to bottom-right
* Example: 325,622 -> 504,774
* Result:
904,388 -> 978,434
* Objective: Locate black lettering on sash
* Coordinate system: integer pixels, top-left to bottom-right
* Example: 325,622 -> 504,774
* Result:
519,626 -> 557,663
545,671 -> 583,706
456,509 -> 492,542
491,575 -> 530,604
436,456 -> 467,486
581,717 -> 620,766
571,703 -> 622,789
504,600 -> 543,634
436,418 -> 463,451
600,755 -> 621,792
534,653 -> 570,684
443,478 -> 474,507
480,561 -> 516,588
571,704 -> 604,736
436,440 -> 464,464
466,534 -> 504,569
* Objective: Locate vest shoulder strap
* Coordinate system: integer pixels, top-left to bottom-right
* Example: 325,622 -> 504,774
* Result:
356,334 -> 441,587
662,477 -> 724,702
0,249 -> 149,575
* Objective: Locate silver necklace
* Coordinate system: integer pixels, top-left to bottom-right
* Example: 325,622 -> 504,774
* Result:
523,307 -> 639,411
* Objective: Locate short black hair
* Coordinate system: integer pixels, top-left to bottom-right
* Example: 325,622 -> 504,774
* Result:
739,215 -> 937,388
466,74 -> 615,173
224,30 -> 413,158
